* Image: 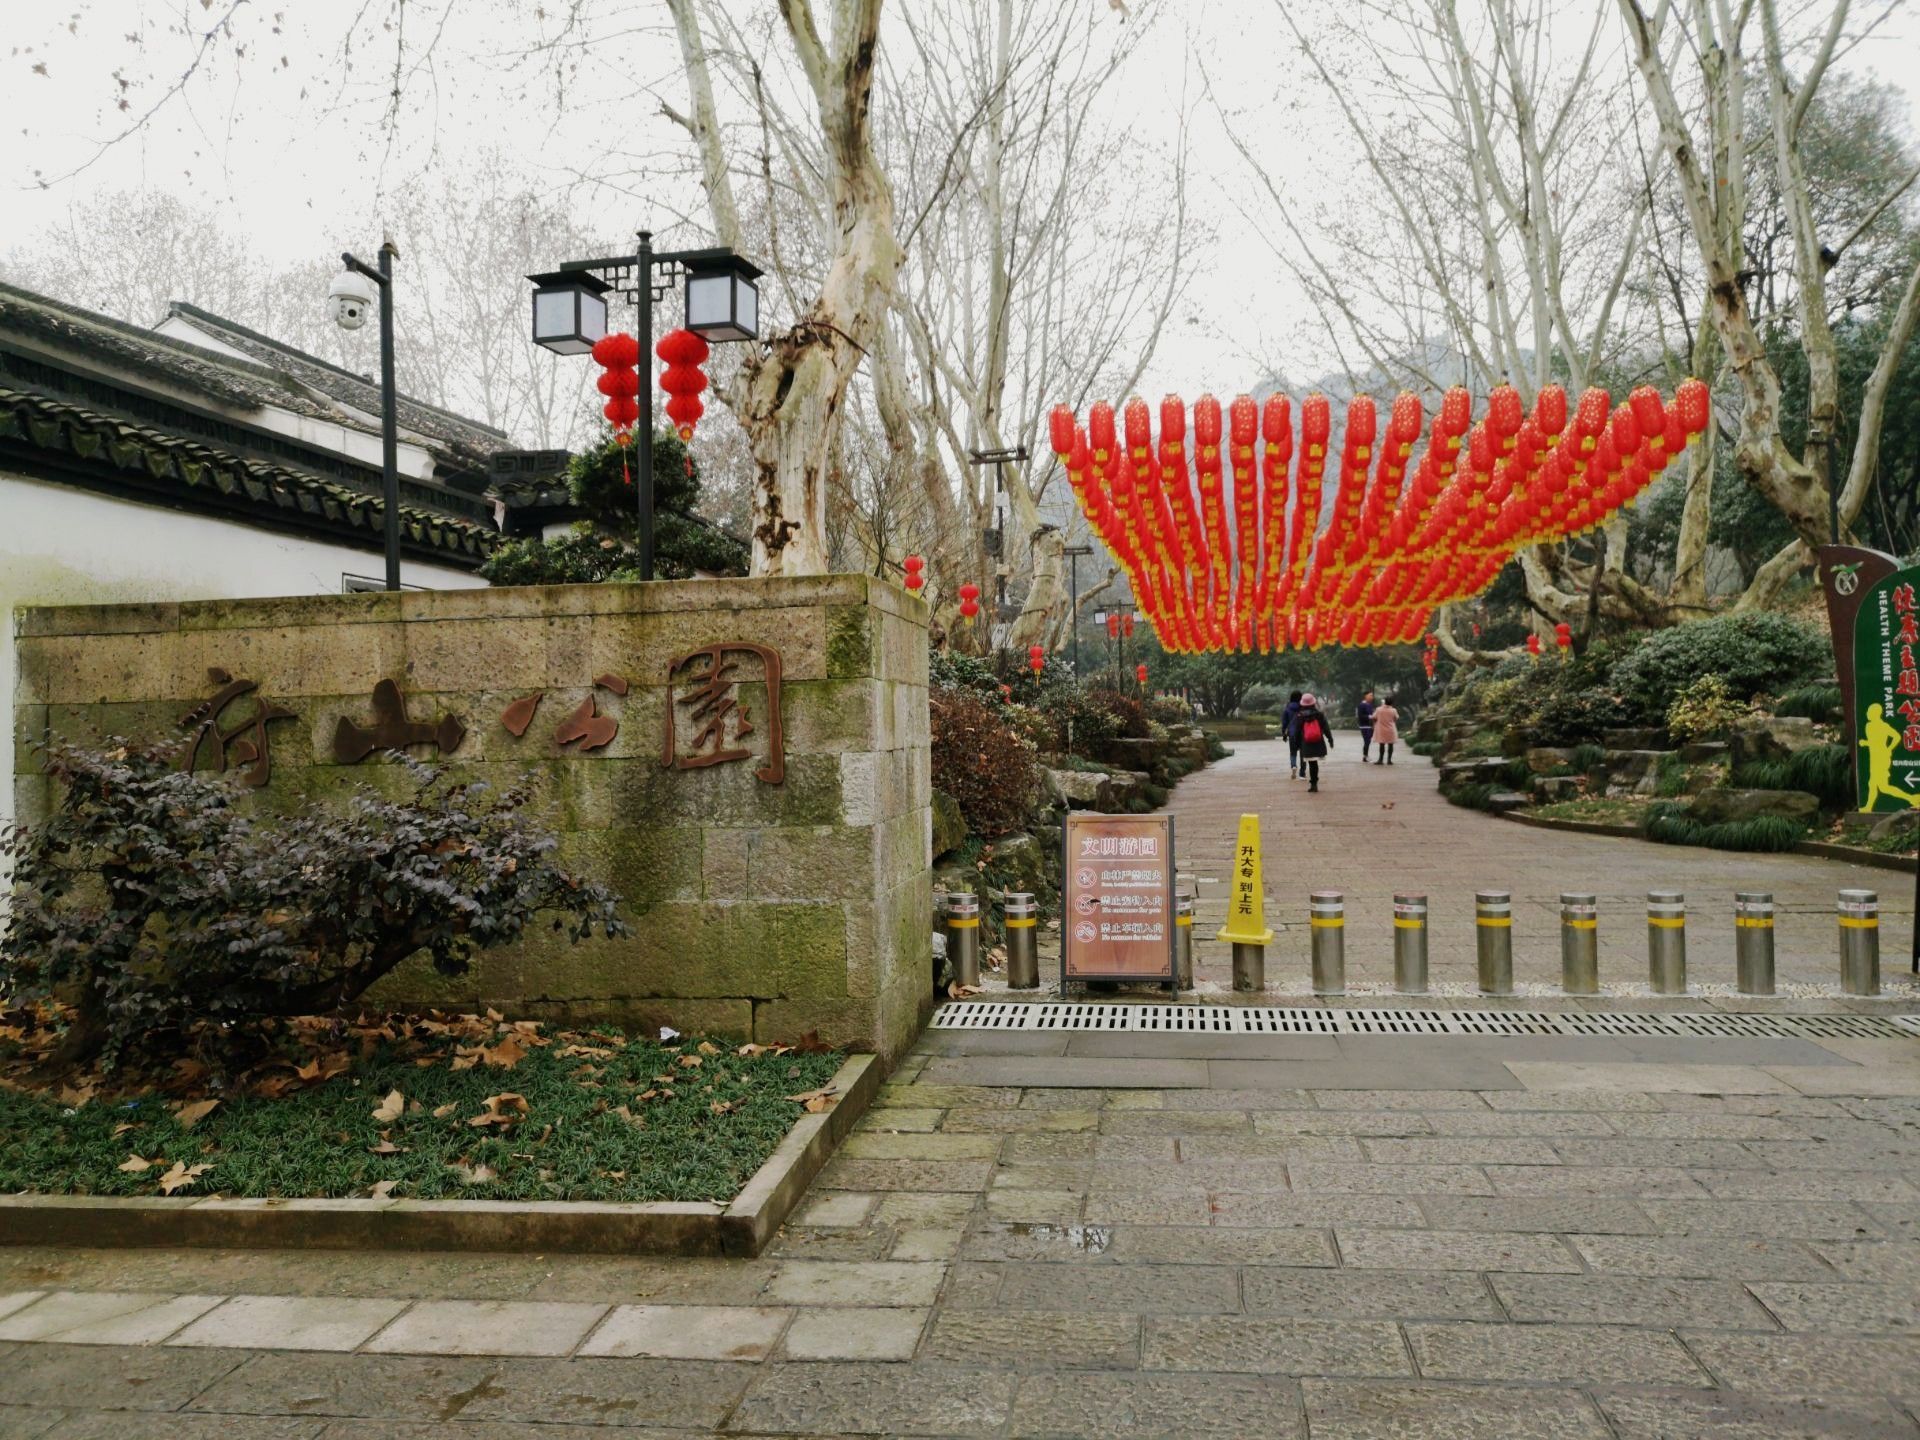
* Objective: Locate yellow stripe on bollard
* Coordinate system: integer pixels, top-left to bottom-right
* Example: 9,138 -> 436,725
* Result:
1565,918 -> 1597,930
1839,916 -> 1879,929
947,917 -> 980,929
1004,918 -> 1036,929
1735,917 -> 1774,929
1476,917 -> 1512,928
1393,918 -> 1424,929
1175,915 -> 1193,927
1648,917 -> 1685,929
1310,917 -> 1345,928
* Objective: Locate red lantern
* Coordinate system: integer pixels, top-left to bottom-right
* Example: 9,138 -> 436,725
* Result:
1554,621 -> 1572,651
591,332 -> 642,446
656,328 -> 710,442
959,581 -> 981,619
1122,614 -> 1135,638
1527,633 -> 1542,659
1136,663 -> 1148,686
903,554 -> 924,592
1030,644 -> 1045,675
1106,613 -> 1120,639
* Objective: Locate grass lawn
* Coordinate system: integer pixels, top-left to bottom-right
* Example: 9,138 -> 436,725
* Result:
0,1020 -> 842,1205
1531,796 -> 1649,827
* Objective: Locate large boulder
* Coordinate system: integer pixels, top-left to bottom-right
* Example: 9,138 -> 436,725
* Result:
1439,758 -> 1512,793
1686,788 -> 1821,827
1484,790 -> 1531,814
1532,775 -> 1581,803
1730,716 -> 1821,768
1602,749 -> 1670,797
1525,746 -> 1577,774
1678,740 -> 1731,765
931,788 -> 968,860
1868,811 -> 1918,844
1089,736 -> 1165,774
1043,767 -> 1107,809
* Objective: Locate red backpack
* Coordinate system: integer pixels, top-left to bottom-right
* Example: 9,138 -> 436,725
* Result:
1300,714 -> 1323,744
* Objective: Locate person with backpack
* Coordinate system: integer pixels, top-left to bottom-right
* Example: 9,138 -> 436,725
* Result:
1280,691 -> 1304,778
1372,695 -> 1400,765
1292,692 -> 1334,792
1356,689 -> 1378,762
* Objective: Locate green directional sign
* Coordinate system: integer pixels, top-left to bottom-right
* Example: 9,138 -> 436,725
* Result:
1851,563 -> 1920,812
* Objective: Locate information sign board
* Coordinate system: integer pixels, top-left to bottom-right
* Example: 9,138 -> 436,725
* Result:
1061,812 -> 1175,984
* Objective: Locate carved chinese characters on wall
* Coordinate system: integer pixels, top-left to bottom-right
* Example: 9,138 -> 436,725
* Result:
179,667 -> 295,787
333,679 -> 466,763
497,674 -> 629,753
663,643 -> 786,785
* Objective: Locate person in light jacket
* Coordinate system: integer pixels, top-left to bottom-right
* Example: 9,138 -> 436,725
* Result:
1371,695 -> 1400,765
1291,692 -> 1334,792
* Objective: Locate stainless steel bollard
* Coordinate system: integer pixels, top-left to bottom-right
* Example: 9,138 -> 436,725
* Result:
1560,892 -> 1599,995
1310,890 -> 1346,995
1839,888 -> 1881,996
1004,891 -> 1038,990
1393,893 -> 1429,994
1735,891 -> 1775,996
947,889 -> 981,988
1232,942 -> 1266,993
1647,889 -> 1687,994
1476,889 -> 1513,995
1173,895 -> 1195,989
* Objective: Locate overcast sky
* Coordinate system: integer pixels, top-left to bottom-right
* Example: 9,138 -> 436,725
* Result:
5,0 -> 1917,402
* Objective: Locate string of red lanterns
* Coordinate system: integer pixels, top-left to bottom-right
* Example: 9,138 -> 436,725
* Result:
591,332 -> 642,447
1049,379 -> 1711,653
655,328 -> 710,443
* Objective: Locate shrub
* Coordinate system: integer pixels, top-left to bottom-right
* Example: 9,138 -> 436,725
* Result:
1,744 -> 625,1067
1666,675 -> 1750,743
1731,743 -> 1854,810
930,689 -> 1040,837
1642,802 -> 1806,852
1037,686 -> 1124,755
1148,695 -> 1196,726
1527,684 -> 1633,747
1085,687 -> 1152,739
1570,743 -> 1607,773
1607,613 -> 1828,722
930,650 -> 1005,701
1772,683 -> 1843,724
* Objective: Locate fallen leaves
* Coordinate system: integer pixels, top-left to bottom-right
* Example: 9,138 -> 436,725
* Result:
157,1160 -> 212,1195
784,1084 -> 839,1114
170,1098 -> 220,1129
468,1092 -> 529,1129
448,1160 -> 497,1185
371,1089 -> 406,1124
367,1180 -> 398,1200
118,1154 -> 154,1174
368,1131 -> 407,1155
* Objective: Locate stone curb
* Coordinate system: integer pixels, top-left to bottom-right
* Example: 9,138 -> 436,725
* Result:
0,1053 -> 879,1259
1499,809 -> 1918,875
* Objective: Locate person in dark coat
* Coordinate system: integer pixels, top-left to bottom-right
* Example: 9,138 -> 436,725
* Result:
1281,691 -> 1304,778
1292,691 -> 1334,792
1356,689 -> 1378,762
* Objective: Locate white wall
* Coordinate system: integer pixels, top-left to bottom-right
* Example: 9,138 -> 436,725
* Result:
3,471 -> 486,825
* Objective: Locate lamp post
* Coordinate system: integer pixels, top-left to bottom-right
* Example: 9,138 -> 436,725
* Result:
529,233 -> 761,580
1063,542 -> 1093,677
331,244 -> 402,591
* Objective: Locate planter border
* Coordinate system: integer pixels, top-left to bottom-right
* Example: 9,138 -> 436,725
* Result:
1500,808 -> 1918,874
0,1052 -> 879,1259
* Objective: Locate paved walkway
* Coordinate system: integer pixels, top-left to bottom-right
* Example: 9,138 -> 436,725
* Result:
1161,738 -> 1919,996
6,1023 -> 1920,1437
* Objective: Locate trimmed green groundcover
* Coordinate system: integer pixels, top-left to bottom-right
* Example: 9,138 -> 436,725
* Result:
0,1031 -> 843,1205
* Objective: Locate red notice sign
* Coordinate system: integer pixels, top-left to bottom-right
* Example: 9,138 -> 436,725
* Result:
1061,812 -> 1175,983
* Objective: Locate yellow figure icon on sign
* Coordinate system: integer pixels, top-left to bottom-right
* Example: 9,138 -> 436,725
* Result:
1859,704 -> 1920,810
1215,812 -> 1275,945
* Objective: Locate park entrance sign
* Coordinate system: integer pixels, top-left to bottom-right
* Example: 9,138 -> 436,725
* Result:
1848,561 -> 1920,812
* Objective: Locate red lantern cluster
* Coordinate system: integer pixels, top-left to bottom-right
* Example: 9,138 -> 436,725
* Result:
1527,633 -> 1543,660
959,582 -> 981,620
656,328 -> 710,442
902,554 -> 924,591
1554,622 -> 1572,651
591,332 -> 642,446
1106,613 -> 1120,639
1030,644 -> 1045,675
1135,662 -> 1148,686
1422,632 -> 1439,681
1048,379 -> 1711,653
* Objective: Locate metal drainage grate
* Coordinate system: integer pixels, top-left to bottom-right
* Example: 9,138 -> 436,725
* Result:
932,1001 -> 1920,1041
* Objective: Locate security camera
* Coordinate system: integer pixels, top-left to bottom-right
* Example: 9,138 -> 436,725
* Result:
328,267 -> 375,331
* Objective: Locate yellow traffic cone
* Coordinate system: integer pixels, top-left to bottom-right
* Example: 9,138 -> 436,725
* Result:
1215,812 -> 1275,945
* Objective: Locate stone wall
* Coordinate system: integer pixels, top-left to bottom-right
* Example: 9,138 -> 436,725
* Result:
12,576 -> 933,1061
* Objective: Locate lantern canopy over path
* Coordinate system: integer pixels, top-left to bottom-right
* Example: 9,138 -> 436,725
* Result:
1049,381 -> 1710,653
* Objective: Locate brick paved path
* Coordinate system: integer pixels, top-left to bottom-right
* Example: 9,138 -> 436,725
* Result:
6,1022 -> 1920,1437
1167,738 -> 1920,996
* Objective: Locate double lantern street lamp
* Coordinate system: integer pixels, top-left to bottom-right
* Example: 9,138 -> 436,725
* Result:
528,233 -> 762,580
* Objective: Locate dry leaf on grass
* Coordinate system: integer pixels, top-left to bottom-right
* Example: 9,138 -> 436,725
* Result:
368,1132 -> 406,1156
111,1122 -> 138,1138
736,1042 -> 794,1058
610,1104 -> 643,1127
117,1154 -> 153,1174
696,1040 -> 722,1056
468,1092 -> 529,1128
55,1082 -> 95,1109
371,1089 -> 405,1124
157,1161 -> 212,1194
677,1054 -> 703,1069
432,1102 -> 458,1119
711,1099 -> 739,1115
449,1160 -> 497,1184
367,1180 -> 398,1200
171,1098 -> 220,1129
783,1085 -> 839,1114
